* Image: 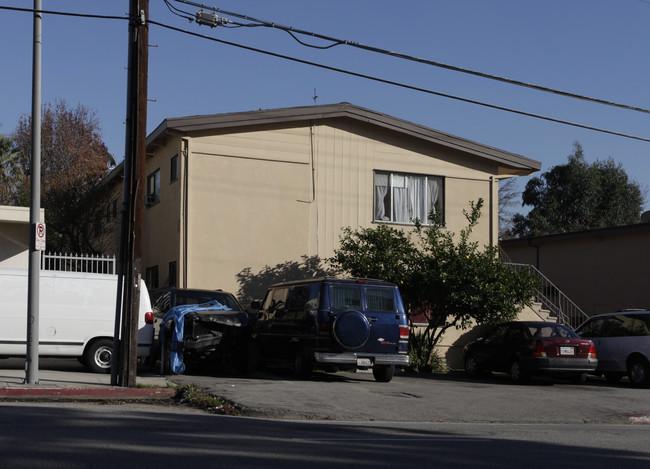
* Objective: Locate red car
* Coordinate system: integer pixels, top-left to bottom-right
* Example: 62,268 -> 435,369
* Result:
463,321 -> 597,384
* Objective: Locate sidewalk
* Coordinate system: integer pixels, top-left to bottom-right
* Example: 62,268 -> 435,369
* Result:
0,359 -> 175,401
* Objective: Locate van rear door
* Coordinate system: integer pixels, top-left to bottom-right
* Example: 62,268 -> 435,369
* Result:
362,286 -> 402,355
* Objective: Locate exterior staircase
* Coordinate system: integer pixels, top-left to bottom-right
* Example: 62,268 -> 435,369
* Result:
505,262 -> 589,330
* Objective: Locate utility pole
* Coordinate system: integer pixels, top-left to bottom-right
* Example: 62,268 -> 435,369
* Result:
26,0 -> 42,385
112,0 -> 148,387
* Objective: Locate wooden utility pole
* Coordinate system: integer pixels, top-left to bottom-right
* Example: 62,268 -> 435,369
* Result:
112,0 -> 148,387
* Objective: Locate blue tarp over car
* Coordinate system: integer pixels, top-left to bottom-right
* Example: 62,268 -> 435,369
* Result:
160,300 -> 232,374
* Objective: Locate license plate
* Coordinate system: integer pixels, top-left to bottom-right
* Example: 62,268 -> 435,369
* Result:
559,346 -> 575,356
357,358 -> 373,367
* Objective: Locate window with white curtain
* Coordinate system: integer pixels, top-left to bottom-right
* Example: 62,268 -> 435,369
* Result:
374,171 -> 443,225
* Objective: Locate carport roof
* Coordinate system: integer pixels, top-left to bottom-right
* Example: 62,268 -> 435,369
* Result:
147,102 -> 541,173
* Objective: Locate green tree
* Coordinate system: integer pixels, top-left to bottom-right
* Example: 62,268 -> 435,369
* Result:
508,142 -> 645,238
8,100 -> 115,252
330,199 -> 539,369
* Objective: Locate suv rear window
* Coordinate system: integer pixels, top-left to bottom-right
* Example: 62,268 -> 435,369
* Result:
366,288 -> 395,312
331,286 -> 361,310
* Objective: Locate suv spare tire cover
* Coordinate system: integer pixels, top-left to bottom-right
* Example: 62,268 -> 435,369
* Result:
332,310 -> 371,349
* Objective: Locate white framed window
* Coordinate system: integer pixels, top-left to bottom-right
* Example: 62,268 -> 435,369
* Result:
374,171 -> 443,225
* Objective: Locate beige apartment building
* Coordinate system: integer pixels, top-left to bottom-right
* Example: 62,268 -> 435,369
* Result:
118,103 -> 541,306
2,103 -> 542,369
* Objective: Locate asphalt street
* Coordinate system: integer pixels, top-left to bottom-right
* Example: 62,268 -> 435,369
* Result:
167,367 -> 650,424
1,402 -> 649,468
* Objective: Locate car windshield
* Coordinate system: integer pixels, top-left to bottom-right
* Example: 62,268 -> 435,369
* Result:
527,324 -> 578,339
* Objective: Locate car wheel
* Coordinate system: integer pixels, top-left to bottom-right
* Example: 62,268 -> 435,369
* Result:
292,347 -> 313,378
464,354 -> 480,376
604,372 -> 625,383
509,359 -> 528,384
570,372 -> 587,385
372,364 -> 395,382
628,358 -> 650,388
83,339 -> 113,374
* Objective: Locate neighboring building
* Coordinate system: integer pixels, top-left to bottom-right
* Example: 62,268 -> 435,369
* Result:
0,205 -> 44,269
501,222 -> 650,317
112,103 -> 540,304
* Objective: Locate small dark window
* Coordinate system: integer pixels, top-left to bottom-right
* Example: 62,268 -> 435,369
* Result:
170,155 -> 179,183
146,266 -> 159,289
168,261 -> 177,287
146,169 -> 161,206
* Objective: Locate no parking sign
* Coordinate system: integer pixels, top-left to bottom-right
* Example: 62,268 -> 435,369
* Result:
35,222 -> 46,251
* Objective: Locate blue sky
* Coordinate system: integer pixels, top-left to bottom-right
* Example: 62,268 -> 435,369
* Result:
2,0 -> 650,213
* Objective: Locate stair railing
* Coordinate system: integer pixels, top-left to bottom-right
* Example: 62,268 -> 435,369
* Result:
505,262 -> 589,329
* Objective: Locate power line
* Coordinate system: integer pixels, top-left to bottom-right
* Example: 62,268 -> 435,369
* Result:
4,4 -> 650,143
0,5 -> 128,21
171,0 -> 650,116
149,19 -> 650,144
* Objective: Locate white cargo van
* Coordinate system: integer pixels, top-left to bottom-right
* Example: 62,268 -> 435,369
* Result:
0,268 -> 155,373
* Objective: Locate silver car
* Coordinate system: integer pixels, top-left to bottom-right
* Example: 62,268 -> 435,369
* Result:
575,310 -> 650,387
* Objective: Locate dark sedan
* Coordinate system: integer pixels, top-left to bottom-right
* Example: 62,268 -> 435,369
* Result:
463,321 -> 597,384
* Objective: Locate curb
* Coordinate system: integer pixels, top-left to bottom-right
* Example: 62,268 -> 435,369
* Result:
0,387 -> 177,401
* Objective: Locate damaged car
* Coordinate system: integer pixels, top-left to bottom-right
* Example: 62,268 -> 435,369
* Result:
152,288 -> 257,374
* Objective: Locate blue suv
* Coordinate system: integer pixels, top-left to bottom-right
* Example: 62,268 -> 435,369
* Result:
251,278 -> 410,382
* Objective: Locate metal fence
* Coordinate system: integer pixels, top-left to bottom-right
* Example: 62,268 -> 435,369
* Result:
40,252 -> 116,275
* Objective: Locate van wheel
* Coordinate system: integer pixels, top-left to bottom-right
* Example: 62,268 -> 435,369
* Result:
373,364 -> 395,382
292,347 -> 313,378
84,339 -> 113,374
628,357 -> 650,388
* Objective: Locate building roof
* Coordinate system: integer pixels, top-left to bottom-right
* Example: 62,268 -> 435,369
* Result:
147,103 -> 541,174
500,222 -> 650,247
